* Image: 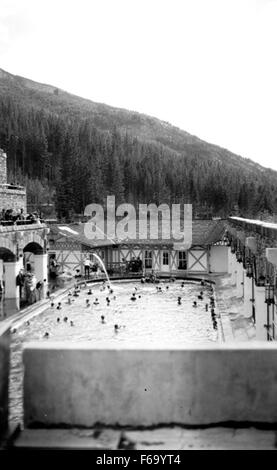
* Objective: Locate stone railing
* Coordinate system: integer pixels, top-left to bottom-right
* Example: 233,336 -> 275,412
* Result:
0,222 -> 47,233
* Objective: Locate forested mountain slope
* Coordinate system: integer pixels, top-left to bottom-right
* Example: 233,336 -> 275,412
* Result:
0,68 -> 276,219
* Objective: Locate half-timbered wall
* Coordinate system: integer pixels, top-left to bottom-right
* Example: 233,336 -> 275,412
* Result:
49,242 -> 109,275
50,243 -> 229,277
187,247 -> 208,272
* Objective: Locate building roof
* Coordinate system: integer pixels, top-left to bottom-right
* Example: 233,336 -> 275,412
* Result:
49,219 -> 226,249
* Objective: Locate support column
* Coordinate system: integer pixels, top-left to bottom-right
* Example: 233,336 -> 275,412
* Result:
265,247 -> 277,340
229,252 -> 237,285
34,254 -> 48,299
18,251 -> 24,270
3,261 -> 21,299
0,259 -> 3,292
243,274 -> 254,318
236,262 -> 244,297
227,248 -> 232,274
255,285 -> 268,341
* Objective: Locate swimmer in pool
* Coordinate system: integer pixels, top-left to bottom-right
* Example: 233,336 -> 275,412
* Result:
130,293 -> 136,301
94,298 -> 99,305
70,321 -> 74,327
63,317 -> 68,322
86,299 -> 90,307
106,297 -> 110,305
51,302 -> 54,308
87,289 -> 92,295
205,303 -> 209,312
101,315 -> 106,324
114,324 -> 119,332
178,296 -> 182,305
193,301 -> 197,308
44,332 -> 49,338
57,318 -> 60,323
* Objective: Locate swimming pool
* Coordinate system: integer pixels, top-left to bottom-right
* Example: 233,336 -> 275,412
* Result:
9,279 -> 218,424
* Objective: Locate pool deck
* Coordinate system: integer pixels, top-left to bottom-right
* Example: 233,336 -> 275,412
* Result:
214,274 -> 256,342
6,426 -> 277,450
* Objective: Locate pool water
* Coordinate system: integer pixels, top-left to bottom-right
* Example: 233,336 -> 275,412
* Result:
9,280 -> 217,424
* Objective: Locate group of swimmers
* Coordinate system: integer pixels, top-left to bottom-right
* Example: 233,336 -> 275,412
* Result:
44,280 -> 124,337
176,279 -> 218,330
40,277 -> 218,339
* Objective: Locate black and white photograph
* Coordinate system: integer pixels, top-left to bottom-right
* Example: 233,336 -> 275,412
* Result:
0,0 -> 277,456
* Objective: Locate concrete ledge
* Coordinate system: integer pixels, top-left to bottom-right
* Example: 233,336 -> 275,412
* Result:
23,342 -> 277,428
12,426 -> 277,450
13,428 -> 120,450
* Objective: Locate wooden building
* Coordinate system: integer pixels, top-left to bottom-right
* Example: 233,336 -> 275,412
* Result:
48,219 -> 228,277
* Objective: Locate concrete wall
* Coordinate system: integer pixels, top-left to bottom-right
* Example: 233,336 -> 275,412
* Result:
0,324 -> 10,437
23,342 -> 277,428
209,246 -> 228,273
255,286 -> 268,341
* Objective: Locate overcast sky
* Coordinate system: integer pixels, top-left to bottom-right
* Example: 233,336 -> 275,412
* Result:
1,0 -> 277,170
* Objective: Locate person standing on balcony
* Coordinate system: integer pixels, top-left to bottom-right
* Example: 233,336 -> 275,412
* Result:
18,208 -> 25,221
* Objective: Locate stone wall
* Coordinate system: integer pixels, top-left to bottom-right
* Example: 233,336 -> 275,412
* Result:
0,324 -> 10,437
23,342 -> 277,428
0,188 -> 27,212
0,149 -> 7,185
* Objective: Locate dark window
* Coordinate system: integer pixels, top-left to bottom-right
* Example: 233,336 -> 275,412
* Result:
145,250 -> 152,269
178,251 -> 187,270
163,251 -> 169,265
